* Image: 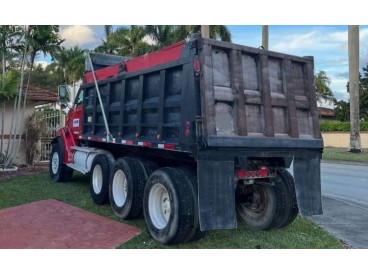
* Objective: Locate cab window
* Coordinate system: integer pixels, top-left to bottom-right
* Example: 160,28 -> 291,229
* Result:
74,89 -> 84,107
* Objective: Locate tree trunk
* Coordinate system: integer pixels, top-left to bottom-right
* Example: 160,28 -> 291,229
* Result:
348,25 -> 361,153
201,26 -> 210,39
5,26 -> 30,167
1,50 -> 5,157
262,25 -> 269,50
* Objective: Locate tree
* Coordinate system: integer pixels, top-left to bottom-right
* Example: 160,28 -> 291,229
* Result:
52,46 -> 85,100
333,99 -> 350,122
0,69 -> 19,164
333,64 -> 368,122
53,46 -> 85,84
94,25 -> 115,54
145,25 -> 179,48
107,26 -> 151,57
177,25 -> 232,42
315,70 -> 334,105
28,63 -> 64,92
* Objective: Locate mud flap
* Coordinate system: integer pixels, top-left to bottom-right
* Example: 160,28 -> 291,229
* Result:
293,156 -> 323,216
197,160 -> 237,231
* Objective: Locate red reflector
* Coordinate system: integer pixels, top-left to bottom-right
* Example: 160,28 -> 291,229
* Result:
164,144 -> 175,150
236,170 -> 246,178
126,140 -> 134,145
260,167 -> 268,177
251,171 -> 256,177
193,58 -> 200,72
138,141 -> 152,147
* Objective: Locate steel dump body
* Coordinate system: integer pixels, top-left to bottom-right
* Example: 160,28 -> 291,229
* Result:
77,37 -> 323,231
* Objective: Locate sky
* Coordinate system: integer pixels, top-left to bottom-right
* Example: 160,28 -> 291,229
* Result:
36,25 -> 368,105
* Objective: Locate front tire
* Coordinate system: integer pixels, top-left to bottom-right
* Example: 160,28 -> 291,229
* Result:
143,167 -> 197,245
90,154 -> 111,204
49,139 -> 73,182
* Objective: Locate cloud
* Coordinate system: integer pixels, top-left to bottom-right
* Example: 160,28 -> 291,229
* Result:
34,61 -> 49,69
60,25 -> 101,49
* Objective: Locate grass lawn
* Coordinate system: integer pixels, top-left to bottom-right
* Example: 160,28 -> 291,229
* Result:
0,171 -> 343,249
323,147 -> 368,163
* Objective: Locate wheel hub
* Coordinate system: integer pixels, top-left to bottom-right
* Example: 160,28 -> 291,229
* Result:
112,170 -> 128,207
51,151 -> 59,174
92,164 -> 103,194
149,182 -> 171,229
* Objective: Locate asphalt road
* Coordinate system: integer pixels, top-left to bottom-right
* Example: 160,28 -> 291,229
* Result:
309,162 -> 368,248
321,162 -> 368,207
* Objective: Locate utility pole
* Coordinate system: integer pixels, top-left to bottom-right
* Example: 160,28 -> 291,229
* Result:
262,25 -> 269,50
348,25 -> 362,152
201,25 -> 210,39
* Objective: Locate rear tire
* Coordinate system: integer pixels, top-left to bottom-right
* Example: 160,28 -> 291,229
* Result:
273,169 -> 299,228
90,154 -> 111,205
178,167 -> 205,242
109,157 -> 147,219
49,139 -> 73,182
143,167 -> 197,244
236,179 -> 286,230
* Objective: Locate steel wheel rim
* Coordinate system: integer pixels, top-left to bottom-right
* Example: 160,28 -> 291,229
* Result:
149,183 -> 171,229
112,170 -> 128,207
92,164 -> 103,194
238,184 -> 267,217
51,151 -> 59,174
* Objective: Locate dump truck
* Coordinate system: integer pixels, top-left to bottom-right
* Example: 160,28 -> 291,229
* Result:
50,35 -> 323,244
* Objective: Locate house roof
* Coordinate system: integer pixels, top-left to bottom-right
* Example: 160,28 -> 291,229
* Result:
23,85 -> 59,104
317,107 -> 335,117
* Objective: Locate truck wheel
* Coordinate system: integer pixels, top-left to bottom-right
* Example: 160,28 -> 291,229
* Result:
178,167 -> 205,242
109,157 -> 147,219
273,169 -> 299,228
90,154 -> 110,204
236,181 -> 285,231
49,139 -> 73,182
143,167 -> 197,244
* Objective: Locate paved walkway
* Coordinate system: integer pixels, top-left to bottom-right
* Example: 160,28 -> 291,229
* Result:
0,199 -> 141,248
310,196 -> 368,249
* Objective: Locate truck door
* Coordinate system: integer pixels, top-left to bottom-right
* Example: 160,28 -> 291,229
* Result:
68,89 -> 84,139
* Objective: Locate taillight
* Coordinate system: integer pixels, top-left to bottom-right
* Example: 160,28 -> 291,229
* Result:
193,58 -> 200,72
236,167 -> 269,179
260,166 -> 268,177
236,170 -> 246,178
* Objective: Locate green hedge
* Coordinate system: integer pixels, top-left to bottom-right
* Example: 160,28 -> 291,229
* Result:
320,121 -> 368,132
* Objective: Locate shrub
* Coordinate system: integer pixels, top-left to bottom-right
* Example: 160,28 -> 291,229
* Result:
320,121 -> 368,132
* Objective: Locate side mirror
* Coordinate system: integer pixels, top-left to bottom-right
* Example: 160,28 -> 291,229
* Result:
58,85 -> 67,99
58,85 -> 68,109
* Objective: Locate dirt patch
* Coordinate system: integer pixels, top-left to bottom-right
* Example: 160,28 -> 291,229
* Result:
0,164 -> 49,182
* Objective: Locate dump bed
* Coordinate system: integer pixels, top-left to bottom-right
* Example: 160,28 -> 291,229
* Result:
199,38 -> 323,149
79,37 -> 323,154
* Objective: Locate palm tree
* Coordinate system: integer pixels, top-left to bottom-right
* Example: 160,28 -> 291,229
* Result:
145,25 -> 179,48
53,46 -> 85,83
0,69 -> 19,161
108,26 -> 151,57
94,25 -> 115,54
27,25 -> 64,69
315,71 -> 334,104
177,25 -> 232,42
53,46 -> 85,100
